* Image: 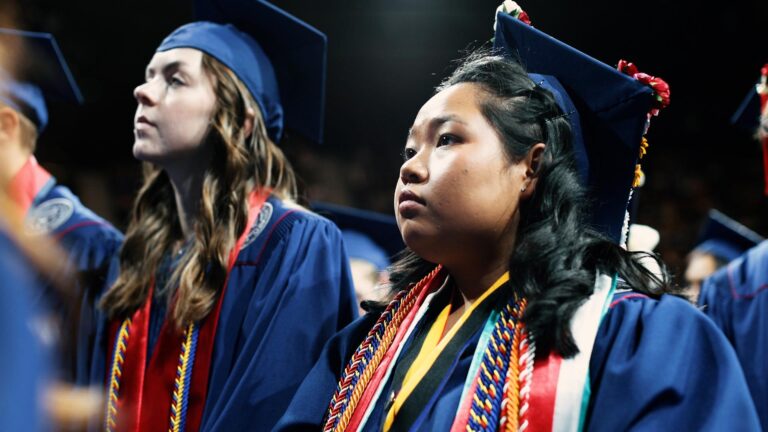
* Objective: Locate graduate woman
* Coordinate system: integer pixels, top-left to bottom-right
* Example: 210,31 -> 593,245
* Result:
276,6 -> 760,432
83,1 -> 357,431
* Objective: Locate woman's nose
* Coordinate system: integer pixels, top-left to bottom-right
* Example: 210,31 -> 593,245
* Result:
399,151 -> 428,185
133,81 -> 156,106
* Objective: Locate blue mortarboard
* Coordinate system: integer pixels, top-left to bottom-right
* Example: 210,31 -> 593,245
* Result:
0,28 -> 83,131
156,0 -> 327,144
493,14 -> 656,243
312,202 -> 405,271
694,209 -> 764,263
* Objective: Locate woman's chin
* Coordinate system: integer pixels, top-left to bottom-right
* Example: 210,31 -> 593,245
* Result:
132,141 -> 163,163
402,231 -> 444,264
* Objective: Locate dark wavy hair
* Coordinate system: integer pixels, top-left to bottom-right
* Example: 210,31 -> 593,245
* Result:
379,51 -> 672,358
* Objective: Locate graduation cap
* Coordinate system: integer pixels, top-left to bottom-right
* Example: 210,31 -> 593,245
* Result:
156,0 -> 327,144
493,13 -> 662,243
0,28 -> 83,132
693,209 -> 764,263
730,64 -> 768,195
312,202 -> 405,271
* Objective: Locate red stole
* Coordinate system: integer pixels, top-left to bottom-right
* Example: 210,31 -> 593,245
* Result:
107,190 -> 269,432
526,351 -> 563,431
7,156 -> 52,214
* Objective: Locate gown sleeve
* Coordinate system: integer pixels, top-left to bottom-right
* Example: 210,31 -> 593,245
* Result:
74,253 -> 121,389
62,223 -> 123,383
273,313 -> 379,432
697,240 -> 768,430
0,230 -> 51,431
200,211 -> 359,431
586,292 -> 760,431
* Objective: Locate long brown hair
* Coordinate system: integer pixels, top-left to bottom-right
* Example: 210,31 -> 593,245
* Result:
100,53 -> 297,327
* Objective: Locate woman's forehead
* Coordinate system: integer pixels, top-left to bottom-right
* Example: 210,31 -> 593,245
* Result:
411,83 -> 484,129
147,48 -> 204,73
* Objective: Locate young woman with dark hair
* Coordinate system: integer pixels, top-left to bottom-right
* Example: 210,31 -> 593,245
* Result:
276,11 -> 759,432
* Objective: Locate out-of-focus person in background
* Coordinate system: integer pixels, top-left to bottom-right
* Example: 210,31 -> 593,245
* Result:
0,124 -> 100,431
84,1 -> 357,431
0,29 -> 123,383
313,202 -> 405,315
627,223 -> 665,281
683,209 -> 763,302
698,238 -> 768,430
696,64 -> 768,430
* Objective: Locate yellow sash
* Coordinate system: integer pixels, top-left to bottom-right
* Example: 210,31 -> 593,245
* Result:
383,272 -> 510,430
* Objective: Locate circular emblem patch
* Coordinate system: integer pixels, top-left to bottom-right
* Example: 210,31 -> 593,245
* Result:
25,198 -> 75,235
240,202 -> 273,250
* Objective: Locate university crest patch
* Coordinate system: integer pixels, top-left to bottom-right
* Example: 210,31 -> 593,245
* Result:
26,198 -> 75,235
240,202 -> 273,250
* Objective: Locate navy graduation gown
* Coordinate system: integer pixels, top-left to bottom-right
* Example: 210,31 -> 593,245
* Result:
30,183 -> 124,282
698,240 -> 768,430
275,290 -> 760,431
84,196 -> 357,431
10,158 -> 123,381
0,228 -> 50,431
27,181 -> 124,381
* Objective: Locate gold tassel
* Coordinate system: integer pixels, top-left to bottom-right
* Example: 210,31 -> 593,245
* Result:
632,164 -> 644,188
638,136 -> 649,159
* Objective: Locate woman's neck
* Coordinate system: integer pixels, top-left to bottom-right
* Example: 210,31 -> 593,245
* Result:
0,142 -> 32,185
448,259 -> 509,307
440,258 -> 509,340
165,161 -> 208,240
445,225 -> 517,308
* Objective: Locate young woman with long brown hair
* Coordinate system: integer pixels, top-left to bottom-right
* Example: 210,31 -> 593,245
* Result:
276,8 -> 760,432
79,3 -> 357,431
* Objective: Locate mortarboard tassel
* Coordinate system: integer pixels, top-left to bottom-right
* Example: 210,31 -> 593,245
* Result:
617,60 -> 671,189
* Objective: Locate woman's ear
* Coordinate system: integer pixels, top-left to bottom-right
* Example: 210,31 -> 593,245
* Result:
243,106 -> 256,139
0,106 -> 20,143
521,142 -> 546,198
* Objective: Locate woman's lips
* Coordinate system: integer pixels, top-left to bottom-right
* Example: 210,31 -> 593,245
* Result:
398,190 -> 425,218
135,115 -> 156,128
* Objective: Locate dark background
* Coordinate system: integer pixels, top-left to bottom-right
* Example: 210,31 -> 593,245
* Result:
6,0 -> 768,281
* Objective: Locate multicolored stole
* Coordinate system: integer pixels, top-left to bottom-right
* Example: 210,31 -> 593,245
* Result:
521,274 -> 616,432
323,265 -> 446,432
105,189 -> 269,432
324,268 -> 617,432
382,273 -> 509,431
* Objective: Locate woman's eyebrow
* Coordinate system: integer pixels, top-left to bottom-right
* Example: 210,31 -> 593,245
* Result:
408,114 -> 467,139
145,60 -> 186,78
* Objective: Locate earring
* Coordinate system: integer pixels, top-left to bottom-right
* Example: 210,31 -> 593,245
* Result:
521,186 -> 527,192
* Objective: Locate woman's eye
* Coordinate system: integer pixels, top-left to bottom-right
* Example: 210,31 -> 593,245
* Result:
401,147 -> 417,161
437,134 -> 458,147
169,76 -> 184,87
